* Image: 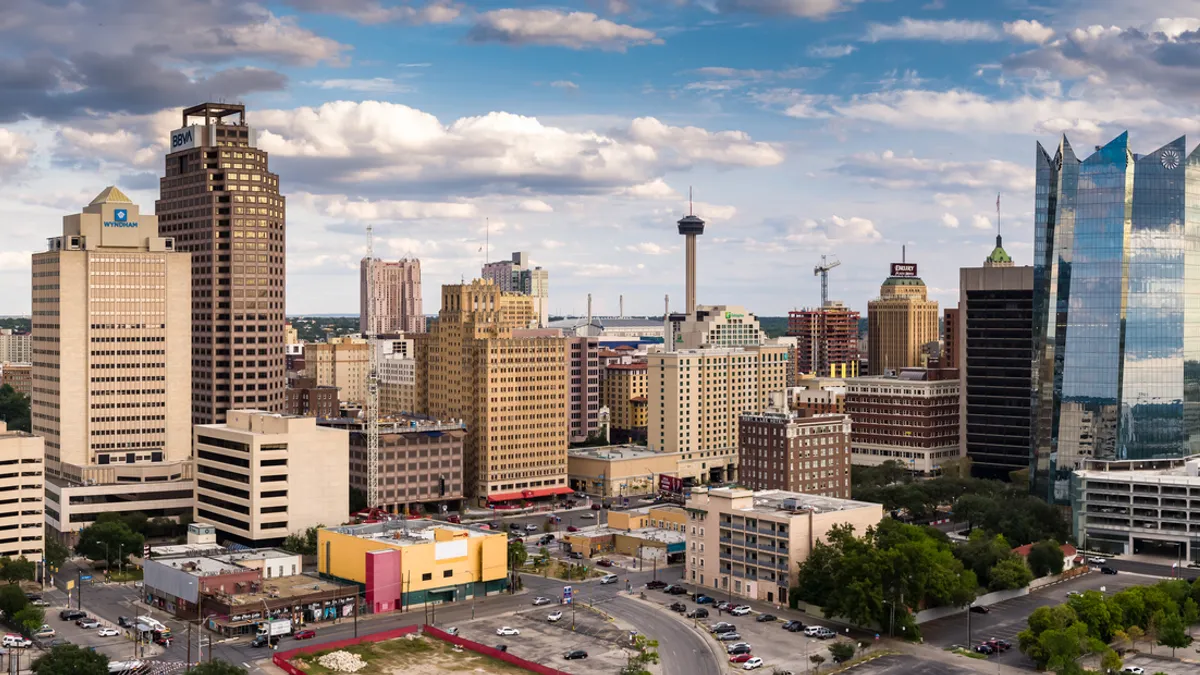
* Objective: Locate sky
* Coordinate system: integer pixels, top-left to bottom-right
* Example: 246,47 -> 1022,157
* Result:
2,0 -> 1199,319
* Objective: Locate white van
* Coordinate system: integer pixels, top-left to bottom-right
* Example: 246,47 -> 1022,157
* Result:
3,634 -> 31,648
599,573 -> 619,585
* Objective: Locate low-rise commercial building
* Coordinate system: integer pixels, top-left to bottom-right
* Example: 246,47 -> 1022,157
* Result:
567,445 -> 735,497
0,422 -> 43,561
319,416 -> 466,515
1071,458 -> 1200,560
318,520 -> 508,613
738,407 -> 852,498
194,411 -> 349,548
844,369 -> 961,475
684,487 -> 883,604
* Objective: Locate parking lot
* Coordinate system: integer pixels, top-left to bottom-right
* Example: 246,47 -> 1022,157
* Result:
443,605 -> 630,675
841,654 -> 973,675
922,571 -> 1148,667
46,607 -> 149,661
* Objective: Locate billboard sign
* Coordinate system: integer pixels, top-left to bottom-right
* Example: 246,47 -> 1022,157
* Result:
658,474 -> 683,494
890,263 -> 918,278
169,126 -> 201,152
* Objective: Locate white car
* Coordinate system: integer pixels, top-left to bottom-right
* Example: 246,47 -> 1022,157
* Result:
29,600 -> 48,607
1122,668 -> 1145,675
743,657 -> 764,670
1088,556 -> 1108,565
97,628 -> 120,638
803,625 -> 826,637
533,597 -> 553,606
496,627 -> 520,636
446,627 -> 459,636
548,611 -> 563,622
1,634 -> 29,648
730,606 -> 751,616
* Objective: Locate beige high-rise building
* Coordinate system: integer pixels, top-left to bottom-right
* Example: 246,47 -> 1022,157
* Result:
156,103 -> 286,425
379,355 -> 416,416
481,252 -> 549,327
867,262 -> 939,375
0,330 -> 31,365
361,258 -> 425,335
194,410 -> 348,547
0,421 -> 45,561
648,345 -> 789,483
304,337 -> 369,405
418,280 -> 569,503
675,305 -> 765,350
602,362 -> 649,443
33,187 -> 195,539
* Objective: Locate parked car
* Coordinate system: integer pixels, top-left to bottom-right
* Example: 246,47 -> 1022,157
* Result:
2,635 -> 30,648
564,650 -> 588,660
695,595 -> 715,605
568,551 -> 584,559
669,602 -> 687,613
446,627 -> 459,636
730,606 -> 751,616
250,635 -> 280,648
756,614 -> 776,623
566,526 -> 580,533
973,644 -> 994,655
23,594 -> 39,602
730,653 -> 754,663
805,626 -> 836,639
76,618 -> 100,629
508,523 -> 523,531
727,643 -> 752,655
591,503 -> 602,510
533,597 -> 553,606
599,573 -> 619,584
664,585 -> 688,595
293,630 -> 316,640
716,601 -> 735,611
687,608 -> 709,619
782,620 -> 805,632
31,628 -> 54,639
525,524 -> 539,532
985,639 -> 1012,652
58,610 -> 85,622
710,622 -> 736,633
743,658 -> 764,670
1121,667 -> 1144,675
1102,567 -> 1119,575
96,628 -> 119,638
647,580 -> 668,590
540,534 -> 556,545
717,632 -> 742,641
597,559 -> 613,567
548,611 -> 563,623
496,627 -> 521,636
1088,556 -> 1108,565
29,599 -> 48,607
117,617 -> 133,628
969,605 -> 990,614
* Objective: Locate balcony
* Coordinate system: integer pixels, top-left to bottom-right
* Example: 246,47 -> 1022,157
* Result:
719,536 -> 732,544
731,553 -> 745,562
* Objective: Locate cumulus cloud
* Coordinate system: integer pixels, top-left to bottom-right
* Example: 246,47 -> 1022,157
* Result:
619,179 -> 678,200
1004,19 -> 1055,44
625,117 -> 783,167
834,150 -> 1030,192
467,10 -> 661,50
864,18 -> 1001,43
0,129 -> 35,177
518,199 -> 554,212
283,0 -> 460,24
624,242 -> 674,255
783,215 -> 882,249
940,213 -> 960,228
971,214 -> 994,230
807,44 -> 857,58
297,193 -> 479,220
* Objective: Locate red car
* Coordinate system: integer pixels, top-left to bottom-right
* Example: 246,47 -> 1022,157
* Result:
293,630 -> 317,640
567,525 -> 579,532
730,654 -> 753,663
591,503 -> 601,510
597,559 -> 613,567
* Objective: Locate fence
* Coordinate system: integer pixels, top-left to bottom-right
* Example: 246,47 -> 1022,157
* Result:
272,624 -> 573,675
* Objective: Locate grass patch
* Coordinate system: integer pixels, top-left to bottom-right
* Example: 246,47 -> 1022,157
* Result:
107,569 -> 144,583
946,647 -> 988,660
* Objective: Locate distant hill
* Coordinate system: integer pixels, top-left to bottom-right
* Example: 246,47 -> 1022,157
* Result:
760,317 -> 788,338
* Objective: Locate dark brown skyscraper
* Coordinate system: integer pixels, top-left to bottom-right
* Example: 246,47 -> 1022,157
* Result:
156,103 -> 287,424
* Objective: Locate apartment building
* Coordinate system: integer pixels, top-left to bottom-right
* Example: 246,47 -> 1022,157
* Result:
0,422 -> 44,561
379,354 -> 416,417
684,487 -> 882,604
418,280 -> 568,503
845,370 -> 962,475
303,337 -> 368,405
0,330 -> 31,365
648,345 -> 788,484
568,337 -> 601,443
361,257 -> 425,335
193,410 -> 349,548
738,407 -> 852,498
867,262 -> 939,375
602,363 -> 648,443
320,416 -> 465,514
33,187 -> 195,540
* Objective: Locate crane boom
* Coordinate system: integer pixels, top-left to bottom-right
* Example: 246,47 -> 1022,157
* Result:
365,225 -> 380,510
811,255 -> 842,376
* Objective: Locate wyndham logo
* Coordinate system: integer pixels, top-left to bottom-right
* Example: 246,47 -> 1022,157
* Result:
103,210 -> 137,228
113,209 -> 128,222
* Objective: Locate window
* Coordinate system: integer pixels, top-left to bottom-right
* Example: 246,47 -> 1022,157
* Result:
422,573 -> 432,581
443,570 -> 453,578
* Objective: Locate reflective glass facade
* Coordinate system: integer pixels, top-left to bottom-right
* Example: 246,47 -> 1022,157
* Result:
1032,133 -> 1200,502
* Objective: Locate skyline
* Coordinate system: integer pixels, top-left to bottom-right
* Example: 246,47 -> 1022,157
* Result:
0,0 -> 1192,317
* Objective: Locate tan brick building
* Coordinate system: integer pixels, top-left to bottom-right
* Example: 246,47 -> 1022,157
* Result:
0,422 -> 45,561
648,345 -> 788,484
360,257 -> 425,335
602,362 -> 648,443
304,337 -> 368,405
418,280 -> 568,503
867,265 -> 939,375
33,187 -> 195,538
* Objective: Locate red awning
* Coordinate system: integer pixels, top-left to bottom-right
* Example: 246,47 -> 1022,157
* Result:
487,486 -> 574,502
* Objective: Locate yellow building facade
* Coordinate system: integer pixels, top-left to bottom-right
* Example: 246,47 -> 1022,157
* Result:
602,363 -> 648,442
867,272 -> 938,376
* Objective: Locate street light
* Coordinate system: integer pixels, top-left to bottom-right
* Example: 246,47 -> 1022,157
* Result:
459,570 -> 477,620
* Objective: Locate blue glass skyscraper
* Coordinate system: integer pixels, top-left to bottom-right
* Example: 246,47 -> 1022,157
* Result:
1032,133 -> 1200,503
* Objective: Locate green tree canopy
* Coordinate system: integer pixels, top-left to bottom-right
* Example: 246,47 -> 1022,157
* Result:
76,521 -> 144,567
0,582 -> 28,619
44,533 -> 68,571
1027,540 -> 1065,578
281,525 -> 322,556
828,641 -> 856,662
1157,611 -> 1189,657
0,556 -> 36,584
988,555 -> 1034,592
14,605 -> 44,634
31,644 -> 108,675
0,385 -> 30,433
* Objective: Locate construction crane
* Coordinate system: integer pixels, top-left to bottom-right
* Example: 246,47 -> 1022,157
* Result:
812,255 -> 841,376
365,225 -> 381,510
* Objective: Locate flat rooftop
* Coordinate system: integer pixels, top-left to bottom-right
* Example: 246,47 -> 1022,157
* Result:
568,445 -> 660,460
692,487 -> 878,515
228,573 -> 350,606
148,547 -> 297,576
325,519 -> 495,546
626,528 -> 685,544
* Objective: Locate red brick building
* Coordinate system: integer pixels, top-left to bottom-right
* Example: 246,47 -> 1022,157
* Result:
737,409 -> 852,498
284,377 -> 339,418
787,302 -> 860,378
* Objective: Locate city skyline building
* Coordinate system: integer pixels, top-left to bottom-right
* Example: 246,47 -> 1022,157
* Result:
1032,133 -> 1200,502
738,403 -> 852,498
360,257 -> 424,335
845,369 -> 961,475
0,330 -> 31,365
867,257 -> 939,375
33,187 -> 195,539
787,301 -> 861,378
481,251 -> 549,327
155,102 -> 287,425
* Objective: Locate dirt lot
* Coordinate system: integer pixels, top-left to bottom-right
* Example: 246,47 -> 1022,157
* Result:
291,634 -> 533,675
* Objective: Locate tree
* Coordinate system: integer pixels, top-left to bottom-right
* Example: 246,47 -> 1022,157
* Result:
76,521 -> 143,567
1127,625 -> 1145,651
44,532 -> 68,571
1099,648 -> 1122,674
940,456 -> 972,480
619,634 -> 659,675
988,556 -> 1034,592
828,641 -> 856,663
1067,590 -> 1118,642
31,644 -> 108,675
1027,540 -> 1065,578
1157,611 -> 1189,657
809,654 -> 826,673
0,385 -> 30,433
0,582 -> 27,619
186,661 -> 247,675
280,525 -> 322,556
0,556 -> 36,584
14,605 -> 44,634
1147,610 -> 1164,655
509,540 -> 528,568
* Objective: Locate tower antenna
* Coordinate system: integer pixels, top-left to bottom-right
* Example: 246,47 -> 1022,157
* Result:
689,186 -> 693,216
997,192 -> 1002,238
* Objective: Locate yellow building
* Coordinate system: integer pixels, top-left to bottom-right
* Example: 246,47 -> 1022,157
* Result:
418,280 -> 569,503
608,505 -> 687,533
648,345 -> 788,483
304,337 -> 369,404
602,363 -> 648,442
867,264 -> 938,375
318,521 -> 508,611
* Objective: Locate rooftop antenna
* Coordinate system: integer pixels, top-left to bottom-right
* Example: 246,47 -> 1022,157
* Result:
997,192 -> 1002,239
902,245 -> 906,264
